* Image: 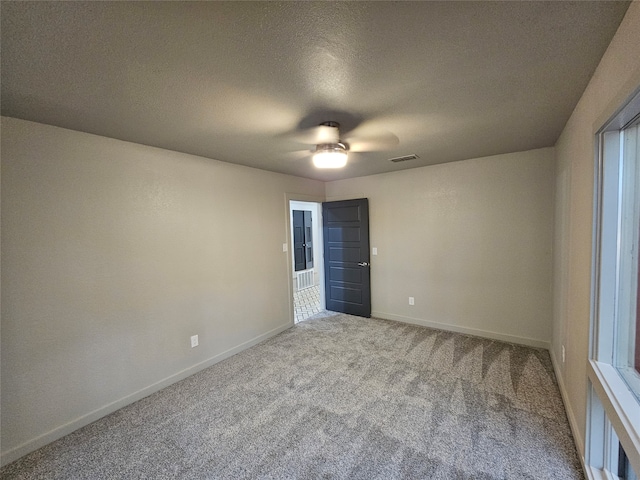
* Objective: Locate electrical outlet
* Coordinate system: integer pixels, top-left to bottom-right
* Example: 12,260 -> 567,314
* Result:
561,345 -> 565,363
191,335 -> 199,348
409,297 -> 415,306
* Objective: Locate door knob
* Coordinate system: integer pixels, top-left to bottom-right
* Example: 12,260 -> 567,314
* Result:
358,262 -> 369,267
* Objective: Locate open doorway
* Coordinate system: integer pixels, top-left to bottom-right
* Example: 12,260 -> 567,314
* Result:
289,200 -> 324,323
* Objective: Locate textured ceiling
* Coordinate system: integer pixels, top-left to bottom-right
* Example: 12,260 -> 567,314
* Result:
1,1 -> 630,181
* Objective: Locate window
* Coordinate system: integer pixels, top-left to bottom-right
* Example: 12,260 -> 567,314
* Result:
620,443 -> 639,480
588,87 -> 640,478
614,120 -> 640,398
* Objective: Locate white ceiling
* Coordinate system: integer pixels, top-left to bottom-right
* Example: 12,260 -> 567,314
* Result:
1,1 -> 630,181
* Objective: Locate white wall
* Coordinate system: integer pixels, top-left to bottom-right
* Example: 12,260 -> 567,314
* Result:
551,2 -> 640,457
0,117 -> 325,464
326,147 -> 555,348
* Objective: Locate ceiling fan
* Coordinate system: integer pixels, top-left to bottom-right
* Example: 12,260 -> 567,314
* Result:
287,120 -> 400,169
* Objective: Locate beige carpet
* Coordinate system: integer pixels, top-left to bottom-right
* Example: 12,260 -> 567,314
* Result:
1,312 -> 583,479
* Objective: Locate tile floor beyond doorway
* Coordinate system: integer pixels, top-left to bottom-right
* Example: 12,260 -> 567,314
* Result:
294,284 -> 322,323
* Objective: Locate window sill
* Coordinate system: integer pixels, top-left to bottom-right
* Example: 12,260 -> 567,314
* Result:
588,360 -> 640,475
585,465 -> 621,480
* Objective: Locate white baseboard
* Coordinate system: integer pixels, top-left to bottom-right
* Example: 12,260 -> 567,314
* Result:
0,321 -> 292,467
372,311 -> 551,349
549,347 -> 590,479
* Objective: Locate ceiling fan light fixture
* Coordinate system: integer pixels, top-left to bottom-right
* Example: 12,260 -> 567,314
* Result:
312,143 -> 348,168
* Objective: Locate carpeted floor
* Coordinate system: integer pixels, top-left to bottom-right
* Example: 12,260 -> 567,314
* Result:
1,312 -> 583,479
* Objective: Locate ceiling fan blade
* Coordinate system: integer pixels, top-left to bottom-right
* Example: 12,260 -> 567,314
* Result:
345,130 -> 399,152
282,125 -> 340,145
281,149 -> 312,161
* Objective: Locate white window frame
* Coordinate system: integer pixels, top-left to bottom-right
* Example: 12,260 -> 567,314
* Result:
588,86 -> 640,479
617,121 -> 640,399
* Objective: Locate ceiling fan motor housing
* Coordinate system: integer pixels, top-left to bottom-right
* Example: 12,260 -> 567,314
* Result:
314,142 -> 347,154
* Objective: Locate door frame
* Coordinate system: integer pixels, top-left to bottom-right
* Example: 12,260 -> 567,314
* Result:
285,193 -> 326,325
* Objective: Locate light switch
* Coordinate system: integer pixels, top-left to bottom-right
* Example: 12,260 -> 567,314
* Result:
283,243 -> 288,252
372,247 -> 378,255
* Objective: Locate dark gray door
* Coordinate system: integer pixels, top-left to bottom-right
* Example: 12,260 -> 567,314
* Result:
303,211 -> 313,269
322,198 -> 371,317
293,210 -> 313,272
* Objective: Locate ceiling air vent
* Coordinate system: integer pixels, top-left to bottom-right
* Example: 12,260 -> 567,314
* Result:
389,154 -> 419,163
